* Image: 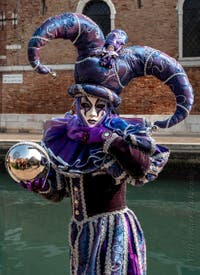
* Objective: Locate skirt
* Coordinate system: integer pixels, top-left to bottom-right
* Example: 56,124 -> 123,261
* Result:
69,207 -> 146,275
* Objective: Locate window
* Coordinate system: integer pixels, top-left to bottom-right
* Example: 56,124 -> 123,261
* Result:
183,0 -> 200,57
178,0 -> 200,66
83,0 -> 111,36
76,0 -> 116,34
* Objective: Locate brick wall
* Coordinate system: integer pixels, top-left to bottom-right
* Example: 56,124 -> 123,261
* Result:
1,71 -> 74,113
0,0 -> 199,115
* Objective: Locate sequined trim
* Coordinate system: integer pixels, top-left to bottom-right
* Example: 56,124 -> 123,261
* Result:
121,213 -> 128,274
103,133 -> 119,154
115,171 -> 128,185
69,175 -> 88,221
70,207 -> 128,226
96,217 -> 107,274
55,171 -> 62,190
103,159 -> 116,169
105,214 -> 115,273
127,211 -> 144,274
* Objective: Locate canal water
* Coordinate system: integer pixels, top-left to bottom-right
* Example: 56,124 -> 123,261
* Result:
0,168 -> 200,275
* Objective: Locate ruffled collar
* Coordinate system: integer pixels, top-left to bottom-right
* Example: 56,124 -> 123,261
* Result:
42,113 -> 106,174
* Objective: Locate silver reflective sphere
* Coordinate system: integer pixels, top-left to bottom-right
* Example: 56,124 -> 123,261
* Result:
5,142 -> 50,183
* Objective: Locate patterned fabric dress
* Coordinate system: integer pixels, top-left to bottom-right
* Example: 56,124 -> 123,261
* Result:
41,114 -> 169,275
69,206 -> 145,274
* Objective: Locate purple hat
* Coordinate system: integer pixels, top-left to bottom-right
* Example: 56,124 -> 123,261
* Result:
68,83 -> 121,107
27,12 -> 194,129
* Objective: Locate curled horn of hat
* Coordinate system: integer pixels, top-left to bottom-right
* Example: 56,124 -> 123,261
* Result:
27,13 -> 105,77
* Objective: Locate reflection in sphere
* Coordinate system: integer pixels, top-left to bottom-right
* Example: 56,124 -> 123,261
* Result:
5,142 -> 50,183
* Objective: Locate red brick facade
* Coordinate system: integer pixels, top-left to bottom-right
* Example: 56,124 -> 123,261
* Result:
0,0 -> 199,115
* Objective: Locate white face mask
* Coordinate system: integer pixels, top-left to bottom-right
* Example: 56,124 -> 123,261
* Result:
79,96 -> 108,127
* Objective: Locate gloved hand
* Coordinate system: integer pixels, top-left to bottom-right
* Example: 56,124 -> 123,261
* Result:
20,177 -> 49,193
67,125 -> 112,144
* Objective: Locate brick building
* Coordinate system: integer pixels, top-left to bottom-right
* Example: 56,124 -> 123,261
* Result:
0,0 -> 199,134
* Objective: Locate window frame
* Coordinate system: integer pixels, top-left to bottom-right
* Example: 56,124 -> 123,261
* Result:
177,0 -> 200,67
76,0 -> 116,30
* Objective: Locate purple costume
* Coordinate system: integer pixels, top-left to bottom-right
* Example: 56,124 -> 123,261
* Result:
26,13 -> 193,275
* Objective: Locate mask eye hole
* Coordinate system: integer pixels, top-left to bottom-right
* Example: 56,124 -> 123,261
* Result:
96,99 -> 107,110
96,103 -> 106,109
80,102 -> 91,109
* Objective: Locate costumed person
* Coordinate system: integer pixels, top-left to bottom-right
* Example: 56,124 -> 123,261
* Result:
20,12 -> 193,275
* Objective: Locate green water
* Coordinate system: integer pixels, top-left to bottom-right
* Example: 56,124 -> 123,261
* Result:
0,170 -> 200,275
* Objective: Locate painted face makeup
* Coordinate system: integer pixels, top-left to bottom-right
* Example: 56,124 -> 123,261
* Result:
79,96 -> 108,127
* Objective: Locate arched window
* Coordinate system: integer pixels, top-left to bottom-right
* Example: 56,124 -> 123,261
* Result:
183,0 -> 200,57
82,0 -> 111,36
177,0 -> 200,65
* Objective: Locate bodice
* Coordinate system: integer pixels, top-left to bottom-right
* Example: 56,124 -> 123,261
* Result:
69,173 -> 126,222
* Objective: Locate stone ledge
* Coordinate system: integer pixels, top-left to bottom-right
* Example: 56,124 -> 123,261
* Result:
1,114 -> 200,136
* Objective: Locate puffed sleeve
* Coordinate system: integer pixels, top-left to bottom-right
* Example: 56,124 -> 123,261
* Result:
108,136 -> 150,178
40,167 -> 70,202
103,116 -> 170,186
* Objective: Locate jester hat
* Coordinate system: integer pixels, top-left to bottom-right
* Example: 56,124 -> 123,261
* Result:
28,12 -> 194,128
